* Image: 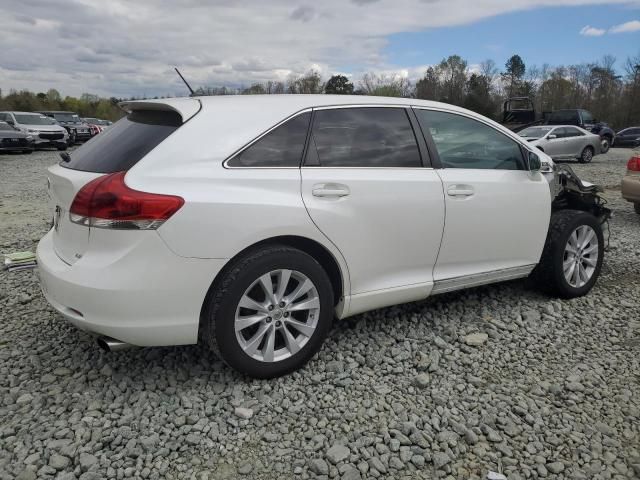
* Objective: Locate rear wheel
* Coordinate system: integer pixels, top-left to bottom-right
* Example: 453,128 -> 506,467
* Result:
531,210 -> 604,298
600,136 -> 611,154
579,146 -> 594,163
201,245 -> 334,378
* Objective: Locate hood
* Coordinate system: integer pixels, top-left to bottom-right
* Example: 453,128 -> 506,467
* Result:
22,124 -> 67,133
0,130 -> 29,139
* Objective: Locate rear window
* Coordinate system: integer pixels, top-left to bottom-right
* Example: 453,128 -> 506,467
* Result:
63,110 -> 181,173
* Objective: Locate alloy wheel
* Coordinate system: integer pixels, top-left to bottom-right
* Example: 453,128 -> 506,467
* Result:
234,269 -> 320,362
563,225 -> 598,288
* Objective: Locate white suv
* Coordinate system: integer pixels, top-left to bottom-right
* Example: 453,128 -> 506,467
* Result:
37,95 -> 610,378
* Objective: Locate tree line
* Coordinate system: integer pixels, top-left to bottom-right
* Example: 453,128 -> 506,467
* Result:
1,52 -> 639,128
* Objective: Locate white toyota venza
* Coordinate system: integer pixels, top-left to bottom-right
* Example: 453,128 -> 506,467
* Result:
37,95 -> 609,378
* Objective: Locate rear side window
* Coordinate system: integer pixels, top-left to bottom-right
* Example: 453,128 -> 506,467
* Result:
307,108 -> 421,168
63,110 -> 181,173
416,109 -> 525,170
228,112 -> 311,167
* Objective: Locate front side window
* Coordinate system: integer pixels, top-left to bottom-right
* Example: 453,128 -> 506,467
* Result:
415,110 -> 525,170
307,108 -> 421,168
228,112 -> 311,167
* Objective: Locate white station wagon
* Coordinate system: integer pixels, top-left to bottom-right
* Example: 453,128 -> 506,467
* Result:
37,95 -> 610,378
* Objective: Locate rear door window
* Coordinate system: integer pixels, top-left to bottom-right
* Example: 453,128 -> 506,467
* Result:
307,108 -> 421,167
63,110 -> 181,173
564,127 -> 584,137
227,112 -> 311,167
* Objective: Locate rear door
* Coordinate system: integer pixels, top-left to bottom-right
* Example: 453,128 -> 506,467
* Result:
301,106 -> 445,297
563,126 -> 587,156
414,108 -> 550,281
47,109 -> 184,264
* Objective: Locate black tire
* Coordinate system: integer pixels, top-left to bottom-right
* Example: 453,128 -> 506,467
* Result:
634,203 -> 640,215
531,210 -> 604,298
579,146 -> 594,163
600,136 -> 611,154
201,245 -> 334,378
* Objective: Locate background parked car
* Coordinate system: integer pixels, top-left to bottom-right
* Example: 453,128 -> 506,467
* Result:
0,111 -> 68,150
0,120 -> 35,153
614,127 -> 640,148
82,117 -> 112,129
39,111 -> 93,144
622,156 -> 640,214
545,109 -> 615,153
518,125 -> 601,163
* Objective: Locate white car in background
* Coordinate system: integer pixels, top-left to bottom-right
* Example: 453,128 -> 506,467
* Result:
519,125 -> 601,163
37,95 -> 610,378
0,111 -> 69,150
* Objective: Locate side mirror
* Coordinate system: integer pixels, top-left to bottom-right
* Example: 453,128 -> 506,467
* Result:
547,134 -> 557,140
527,151 -> 541,172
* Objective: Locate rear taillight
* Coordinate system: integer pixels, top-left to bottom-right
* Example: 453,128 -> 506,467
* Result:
627,156 -> 640,172
69,172 -> 184,230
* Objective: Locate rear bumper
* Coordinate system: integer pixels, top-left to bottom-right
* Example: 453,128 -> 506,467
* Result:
622,175 -> 640,203
36,229 -> 227,346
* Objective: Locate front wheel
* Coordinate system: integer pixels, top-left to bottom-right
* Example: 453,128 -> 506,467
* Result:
600,137 -> 611,154
579,146 -> 594,163
201,245 -> 334,378
531,210 -> 604,298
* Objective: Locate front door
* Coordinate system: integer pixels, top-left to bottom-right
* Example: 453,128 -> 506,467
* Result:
413,108 -> 551,281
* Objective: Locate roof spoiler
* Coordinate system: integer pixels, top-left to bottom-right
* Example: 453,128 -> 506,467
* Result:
118,98 -> 202,123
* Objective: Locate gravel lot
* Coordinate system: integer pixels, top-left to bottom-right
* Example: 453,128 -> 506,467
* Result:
1,147 -> 639,480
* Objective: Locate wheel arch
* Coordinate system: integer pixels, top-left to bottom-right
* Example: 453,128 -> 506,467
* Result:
199,235 -> 347,335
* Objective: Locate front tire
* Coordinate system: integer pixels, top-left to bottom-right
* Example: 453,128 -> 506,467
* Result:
579,146 -> 594,163
600,136 -> 611,154
531,210 -> 604,298
201,245 -> 334,378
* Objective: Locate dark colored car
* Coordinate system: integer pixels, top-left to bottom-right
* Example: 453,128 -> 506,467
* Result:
38,111 -> 93,144
545,109 -> 615,153
0,121 -> 35,153
614,127 -> 640,148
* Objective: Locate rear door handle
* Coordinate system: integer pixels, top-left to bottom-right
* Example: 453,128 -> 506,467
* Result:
312,183 -> 350,198
447,185 -> 474,197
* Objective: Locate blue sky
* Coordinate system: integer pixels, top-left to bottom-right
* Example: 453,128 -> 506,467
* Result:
385,4 -> 640,73
2,0 -> 640,97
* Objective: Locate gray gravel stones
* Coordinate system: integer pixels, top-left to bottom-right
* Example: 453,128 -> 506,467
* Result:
1,148 -> 640,479
326,444 -> 350,464
463,332 -> 488,346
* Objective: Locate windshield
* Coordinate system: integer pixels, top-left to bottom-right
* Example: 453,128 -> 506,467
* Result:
14,114 -> 56,125
519,126 -> 553,138
53,113 -> 80,122
0,122 -> 15,131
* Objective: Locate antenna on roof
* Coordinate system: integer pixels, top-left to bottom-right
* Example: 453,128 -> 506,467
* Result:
174,67 -> 195,96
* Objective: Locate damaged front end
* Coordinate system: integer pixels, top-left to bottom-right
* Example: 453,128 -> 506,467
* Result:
550,164 -> 612,224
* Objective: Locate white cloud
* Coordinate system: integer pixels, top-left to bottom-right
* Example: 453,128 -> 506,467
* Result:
609,19 -> 640,33
1,0 -> 639,97
580,25 -> 606,36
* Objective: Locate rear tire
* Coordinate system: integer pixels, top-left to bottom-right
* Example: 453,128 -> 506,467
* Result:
201,245 -> 334,378
600,136 -> 611,154
531,210 -> 604,299
579,146 -> 594,163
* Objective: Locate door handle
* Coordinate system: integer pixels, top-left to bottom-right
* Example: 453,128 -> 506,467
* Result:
312,183 -> 350,198
447,185 -> 474,197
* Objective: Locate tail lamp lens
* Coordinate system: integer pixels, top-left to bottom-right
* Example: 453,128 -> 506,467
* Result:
627,156 -> 640,172
69,172 -> 184,230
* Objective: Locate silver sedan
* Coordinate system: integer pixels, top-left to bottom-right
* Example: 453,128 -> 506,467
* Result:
519,125 -> 601,163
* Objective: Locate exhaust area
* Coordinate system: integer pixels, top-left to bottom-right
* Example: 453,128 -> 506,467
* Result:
96,336 -> 134,352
